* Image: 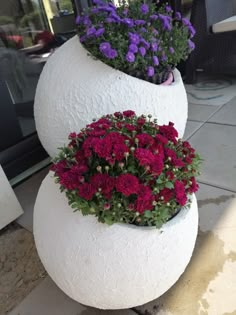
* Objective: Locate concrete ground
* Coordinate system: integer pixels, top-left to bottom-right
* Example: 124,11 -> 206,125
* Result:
2,94 -> 236,315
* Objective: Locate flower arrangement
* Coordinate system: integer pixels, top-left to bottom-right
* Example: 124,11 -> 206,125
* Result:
51,111 -> 201,227
75,0 -> 195,84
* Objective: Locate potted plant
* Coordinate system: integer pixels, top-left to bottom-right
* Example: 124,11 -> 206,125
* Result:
34,0 -> 195,157
34,111 -> 201,309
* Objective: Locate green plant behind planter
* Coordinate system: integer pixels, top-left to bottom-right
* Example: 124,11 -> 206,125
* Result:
51,111 -> 202,228
76,0 -> 196,84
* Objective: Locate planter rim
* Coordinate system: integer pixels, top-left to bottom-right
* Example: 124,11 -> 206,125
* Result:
70,36 -> 182,87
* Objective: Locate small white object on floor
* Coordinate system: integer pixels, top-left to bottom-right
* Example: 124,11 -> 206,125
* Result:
0,165 -> 23,230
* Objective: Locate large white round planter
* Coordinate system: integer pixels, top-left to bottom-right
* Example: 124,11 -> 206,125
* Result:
34,172 -> 198,309
34,36 -> 188,157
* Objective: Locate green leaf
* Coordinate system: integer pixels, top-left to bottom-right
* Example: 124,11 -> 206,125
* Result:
165,182 -> 174,189
144,210 -> 152,218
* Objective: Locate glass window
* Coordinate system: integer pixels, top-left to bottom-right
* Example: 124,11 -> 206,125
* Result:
0,0 -> 76,179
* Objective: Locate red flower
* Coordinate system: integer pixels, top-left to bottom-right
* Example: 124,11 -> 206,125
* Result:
75,151 -> 86,163
135,148 -> 154,166
166,171 -> 175,180
94,138 -> 112,159
156,134 -> 168,144
159,122 -> 178,143
150,155 -> 164,175
157,188 -> 173,202
78,183 -> 96,200
90,173 -> 115,199
123,110 -> 135,118
82,137 -> 99,158
125,124 -> 136,132
188,177 -> 199,193
137,117 -> 146,126
174,180 -> 187,206
114,112 -> 123,119
136,134 -> 154,147
51,160 -> 68,176
69,132 -> 77,139
134,185 -> 154,213
113,143 -> 129,161
116,174 -> 140,196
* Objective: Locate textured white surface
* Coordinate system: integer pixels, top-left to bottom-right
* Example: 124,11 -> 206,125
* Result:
34,172 -> 198,309
34,36 -> 188,157
0,165 -> 23,230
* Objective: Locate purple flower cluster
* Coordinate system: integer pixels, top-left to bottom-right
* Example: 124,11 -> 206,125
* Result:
99,42 -> 117,59
76,0 -> 196,82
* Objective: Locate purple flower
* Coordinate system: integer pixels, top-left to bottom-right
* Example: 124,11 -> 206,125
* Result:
175,12 -> 182,20
140,27 -> 147,33
129,44 -> 138,53
139,46 -> 146,57
140,4 -> 149,14
80,35 -> 87,43
161,54 -> 167,62
110,12 -> 121,21
126,52 -> 135,62
104,49 -> 118,59
82,16 -> 92,26
106,17 -> 116,23
122,18 -> 134,27
188,25 -> 196,38
95,27 -> 105,37
140,38 -> 150,49
75,15 -> 81,25
129,32 -> 140,45
99,42 -> 111,53
86,27 -> 96,36
151,42 -> 158,52
153,56 -> 159,66
159,14 -> 172,31
147,66 -> 154,77
188,39 -> 195,50
169,47 -> 175,54
165,5 -> 172,13
182,18 -> 191,26
150,14 -> 158,20
135,19 -> 146,25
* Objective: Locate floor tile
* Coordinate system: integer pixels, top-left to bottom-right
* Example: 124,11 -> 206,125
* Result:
188,123 -> 236,192
9,276 -> 136,315
183,120 -> 203,140
209,97 -> 236,125
135,184 -> 236,315
14,168 -> 49,232
188,103 -> 220,122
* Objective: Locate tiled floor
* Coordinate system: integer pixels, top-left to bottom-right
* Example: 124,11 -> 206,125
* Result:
7,96 -> 236,315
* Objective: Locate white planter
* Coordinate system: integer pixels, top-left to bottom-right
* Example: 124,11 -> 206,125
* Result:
34,172 -> 198,309
34,36 -> 188,157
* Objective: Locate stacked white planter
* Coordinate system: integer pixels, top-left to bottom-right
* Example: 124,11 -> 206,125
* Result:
34,173 -> 198,309
34,36 -> 188,157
